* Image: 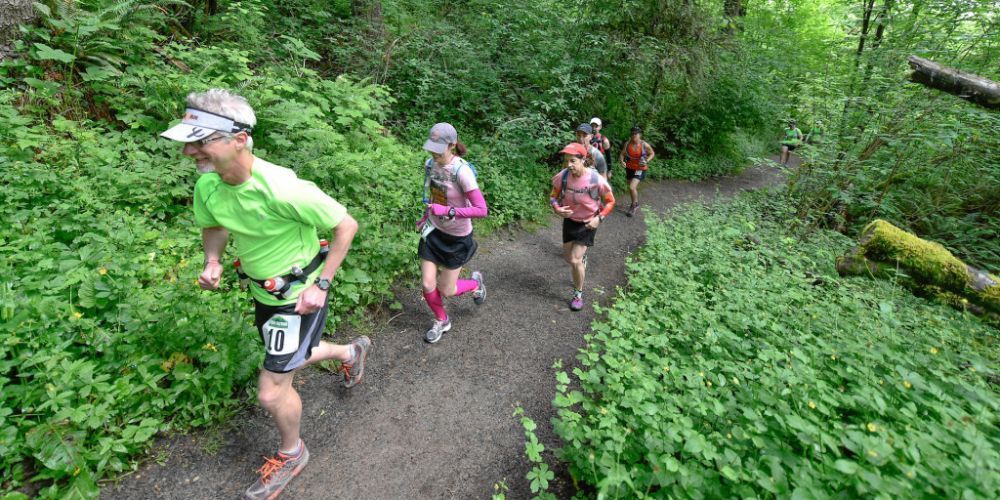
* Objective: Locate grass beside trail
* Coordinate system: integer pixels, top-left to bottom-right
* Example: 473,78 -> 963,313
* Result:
549,192 -> 998,498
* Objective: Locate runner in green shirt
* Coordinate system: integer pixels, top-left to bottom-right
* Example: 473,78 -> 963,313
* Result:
161,88 -> 372,500
780,119 -> 804,165
806,120 -> 825,145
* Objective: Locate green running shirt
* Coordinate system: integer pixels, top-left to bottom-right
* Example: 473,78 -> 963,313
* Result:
193,157 -> 347,305
782,127 -> 803,145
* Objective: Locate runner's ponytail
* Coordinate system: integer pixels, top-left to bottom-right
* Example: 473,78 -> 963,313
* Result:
453,141 -> 468,157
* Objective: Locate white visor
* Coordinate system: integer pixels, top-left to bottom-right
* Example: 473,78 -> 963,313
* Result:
160,108 -> 252,142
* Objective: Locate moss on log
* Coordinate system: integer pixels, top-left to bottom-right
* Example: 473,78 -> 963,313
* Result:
840,219 -> 999,315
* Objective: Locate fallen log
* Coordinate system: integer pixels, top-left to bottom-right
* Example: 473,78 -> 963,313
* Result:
836,219 -> 999,316
907,55 -> 1000,110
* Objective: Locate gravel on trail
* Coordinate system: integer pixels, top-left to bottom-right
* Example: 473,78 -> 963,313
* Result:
107,159 -> 790,500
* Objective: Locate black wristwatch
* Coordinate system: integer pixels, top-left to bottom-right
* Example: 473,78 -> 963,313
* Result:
314,277 -> 332,291
448,207 -> 456,220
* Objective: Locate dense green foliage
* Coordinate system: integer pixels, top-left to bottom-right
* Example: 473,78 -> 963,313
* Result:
552,193 -> 998,497
1,0 -> 997,497
761,0 -> 1000,269
0,1 -> 542,495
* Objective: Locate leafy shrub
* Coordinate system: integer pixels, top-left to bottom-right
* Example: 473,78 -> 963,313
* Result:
552,193 -> 998,498
0,2 -> 562,495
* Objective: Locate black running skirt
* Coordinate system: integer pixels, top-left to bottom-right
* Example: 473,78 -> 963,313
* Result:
418,228 -> 478,270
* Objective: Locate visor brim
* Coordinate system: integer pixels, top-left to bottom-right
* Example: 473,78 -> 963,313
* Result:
160,123 -> 215,142
423,140 -> 448,154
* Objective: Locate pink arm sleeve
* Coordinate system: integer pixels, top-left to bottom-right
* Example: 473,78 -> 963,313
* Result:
454,189 -> 488,219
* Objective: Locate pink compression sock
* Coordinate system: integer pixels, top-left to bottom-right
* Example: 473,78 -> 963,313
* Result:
423,289 -> 448,321
454,279 -> 478,297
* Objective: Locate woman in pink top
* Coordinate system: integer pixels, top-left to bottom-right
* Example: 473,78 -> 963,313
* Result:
417,123 -> 489,343
550,142 -> 616,311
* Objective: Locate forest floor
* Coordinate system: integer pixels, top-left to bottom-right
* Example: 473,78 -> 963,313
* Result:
107,155 -> 796,499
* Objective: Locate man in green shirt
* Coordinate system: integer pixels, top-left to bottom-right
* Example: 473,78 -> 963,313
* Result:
161,89 -> 371,500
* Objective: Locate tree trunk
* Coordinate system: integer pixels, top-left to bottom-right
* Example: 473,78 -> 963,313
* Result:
724,0 -> 745,18
0,0 -> 35,59
351,0 -> 385,37
907,55 -> 1000,109
723,0 -> 745,33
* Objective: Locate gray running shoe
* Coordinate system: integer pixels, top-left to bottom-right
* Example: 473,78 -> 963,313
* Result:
243,441 -> 310,500
424,318 -> 452,344
472,271 -> 486,305
626,203 -> 637,217
341,336 -> 371,388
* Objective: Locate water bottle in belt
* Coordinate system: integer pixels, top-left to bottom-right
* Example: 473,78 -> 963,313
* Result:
263,276 -> 288,296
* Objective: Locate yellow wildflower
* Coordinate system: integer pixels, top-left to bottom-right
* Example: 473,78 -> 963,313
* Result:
831,354 -> 837,361
662,365 -> 670,372
867,450 -> 878,458
808,401 -> 816,409
732,377 -> 739,385
72,311 -> 83,320
599,407 -> 608,415
727,433 -> 732,439
203,343 -> 218,352
706,381 -> 713,387
903,380 -> 912,389
867,422 -> 878,432
699,371 -> 705,377
929,347 -> 938,354
905,470 -> 915,478
98,267 -> 107,275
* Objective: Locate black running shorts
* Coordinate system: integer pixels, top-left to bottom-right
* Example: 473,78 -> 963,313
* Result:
563,218 -> 597,247
254,300 -> 328,373
625,168 -> 647,182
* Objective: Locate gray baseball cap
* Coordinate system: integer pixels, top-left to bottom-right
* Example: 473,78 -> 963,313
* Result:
423,123 -> 458,154
575,123 -> 593,135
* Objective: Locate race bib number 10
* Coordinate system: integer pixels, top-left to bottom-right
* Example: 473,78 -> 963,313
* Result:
262,314 -> 302,356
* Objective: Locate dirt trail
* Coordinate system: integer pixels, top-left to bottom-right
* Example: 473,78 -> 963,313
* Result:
108,158 -> 792,499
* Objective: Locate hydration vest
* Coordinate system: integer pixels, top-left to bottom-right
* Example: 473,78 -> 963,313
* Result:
590,133 -> 607,155
558,168 -> 603,214
624,141 -> 648,170
423,157 -> 478,205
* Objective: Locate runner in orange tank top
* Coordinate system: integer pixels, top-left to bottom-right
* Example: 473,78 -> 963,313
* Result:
617,126 -> 655,217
